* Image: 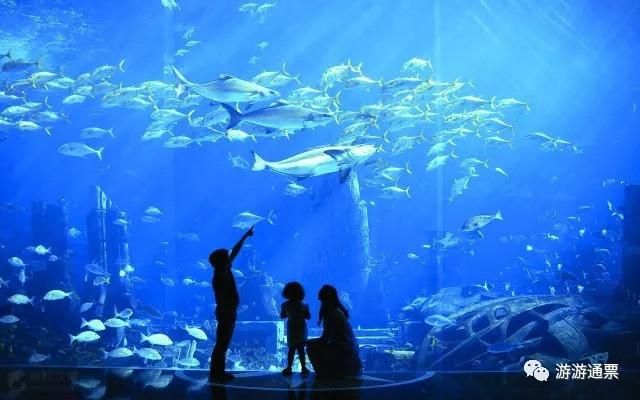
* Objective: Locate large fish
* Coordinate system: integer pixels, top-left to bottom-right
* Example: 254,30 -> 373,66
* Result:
171,66 -> 279,103
221,102 -> 335,131
251,144 -> 377,182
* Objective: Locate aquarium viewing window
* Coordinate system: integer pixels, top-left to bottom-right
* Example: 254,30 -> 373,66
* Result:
0,0 -> 638,399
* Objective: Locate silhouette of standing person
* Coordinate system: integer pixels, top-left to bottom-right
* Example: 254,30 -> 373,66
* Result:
208,226 -> 254,382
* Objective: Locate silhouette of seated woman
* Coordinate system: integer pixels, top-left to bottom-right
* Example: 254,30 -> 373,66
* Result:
306,285 -> 363,379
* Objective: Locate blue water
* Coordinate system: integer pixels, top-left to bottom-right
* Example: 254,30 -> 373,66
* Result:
0,0 -> 639,370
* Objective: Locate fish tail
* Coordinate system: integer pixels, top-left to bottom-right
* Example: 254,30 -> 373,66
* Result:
141,333 -> 148,343
251,151 -> 268,171
405,187 -> 411,199
96,147 -> 104,160
69,334 -> 75,345
44,127 -> 52,136
267,209 -> 276,225
405,162 -> 412,175
495,211 -> 503,221
29,296 -> 35,305
334,91 -> 341,106
383,130 -> 390,144
490,96 -> 497,109
81,317 -> 88,329
118,59 -> 126,72
44,96 -> 52,109
102,350 -> 109,360
220,103 -> 242,129
187,110 -> 195,125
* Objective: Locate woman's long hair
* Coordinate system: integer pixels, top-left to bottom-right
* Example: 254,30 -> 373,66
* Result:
318,284 -> 349,325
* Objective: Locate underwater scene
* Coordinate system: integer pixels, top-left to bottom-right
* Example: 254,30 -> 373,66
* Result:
1,0 -> 640,378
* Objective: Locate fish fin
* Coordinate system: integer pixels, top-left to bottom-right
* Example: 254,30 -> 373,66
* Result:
251,151 -> 268,171
108,128 -> 115,138
96,147 -> 104,160
171,66 -> 193,86
103,350 -> 109,360
44,127 -> 52,136
339,168 -> 352,184
218,74 -> 233,80
69,334 -> 75,345
81,317 -> 87,328
405,187 -> 411,199
324,149 -> 346,161
495,211 -> 503,221
220,103 -> 242,129
118,59 -> 126,72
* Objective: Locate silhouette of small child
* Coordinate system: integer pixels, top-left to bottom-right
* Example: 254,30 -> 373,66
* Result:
280,281 -> 311,376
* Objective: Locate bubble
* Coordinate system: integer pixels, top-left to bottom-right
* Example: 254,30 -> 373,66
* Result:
523,359 -> 542,376
533,366 -> 549,382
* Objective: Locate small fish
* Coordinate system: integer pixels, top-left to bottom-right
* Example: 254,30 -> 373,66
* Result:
81,127 -> 115,140
232,210 -> 276,229
407,253 -> 419,260
182,277 -> 196,285
34,245 -> 51,255
424,314 -> 454,327
93,276 -> 111,286
113,218 -> 129,226
494,167 -> 508,177
134,346 -> 162,361
380,186 -> 411,199
104,318 -> 130,328
43,290 -> 73,301
114,306 -> 133,319
177,232 -> 200,242
144,206 -> 163,216
0,315 -> 20,324
141,215 -> 160,223
69,331 -> 100,344
8,257 -> 26,268
58,143 -> 104,160
160,276 -> 175,287
79,302 -> 94,313
8,294 -> 35,305
462,211 -> 503,232
85,262 -> 109,276
283,181 -> 308,197
81,318 -> 106,331
103,347 -> 134,359
141,333 -> 173,346
184,325 -> 208,340
28,353 -> 50,363
68,227 -> 82,238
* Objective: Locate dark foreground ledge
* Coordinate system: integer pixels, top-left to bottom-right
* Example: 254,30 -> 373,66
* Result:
0,367 -> 638,400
